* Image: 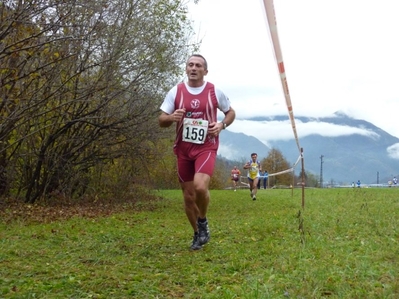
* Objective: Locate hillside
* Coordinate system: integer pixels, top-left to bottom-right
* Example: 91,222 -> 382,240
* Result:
219,113 -> 399,185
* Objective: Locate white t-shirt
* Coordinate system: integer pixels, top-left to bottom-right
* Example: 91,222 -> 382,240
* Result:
160,82 -> 231,114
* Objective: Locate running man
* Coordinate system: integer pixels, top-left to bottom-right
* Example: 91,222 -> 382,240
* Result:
231,166 -> 241,191
244,153 -> 261,200
158,54 -> 236,250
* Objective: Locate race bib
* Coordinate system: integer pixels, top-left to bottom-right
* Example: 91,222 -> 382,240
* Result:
182,118 -> 209,144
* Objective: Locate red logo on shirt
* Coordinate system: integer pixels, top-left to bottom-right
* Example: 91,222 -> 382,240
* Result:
191,99 -> 200,109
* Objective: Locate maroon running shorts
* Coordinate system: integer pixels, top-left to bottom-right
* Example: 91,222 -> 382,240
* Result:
177,151 -> 216,182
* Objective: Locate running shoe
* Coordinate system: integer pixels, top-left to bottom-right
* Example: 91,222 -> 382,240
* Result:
190,234 -> 202,250
197,220 -> 210,245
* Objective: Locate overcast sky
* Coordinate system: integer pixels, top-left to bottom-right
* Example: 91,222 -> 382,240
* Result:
187,0 -> 399,146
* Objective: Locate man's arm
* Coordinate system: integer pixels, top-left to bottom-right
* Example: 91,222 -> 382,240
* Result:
219,107 -> 236,130
208,107 -> 236,136
158,108 -> 186,128
158,112 -> 174,128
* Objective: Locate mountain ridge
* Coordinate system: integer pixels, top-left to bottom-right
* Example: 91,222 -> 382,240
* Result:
218,112 -> 399,185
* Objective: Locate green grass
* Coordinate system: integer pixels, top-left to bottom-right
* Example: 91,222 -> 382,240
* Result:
1,188 -> 399,298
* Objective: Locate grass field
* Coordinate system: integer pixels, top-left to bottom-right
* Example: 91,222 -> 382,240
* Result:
1,188 -> 399,298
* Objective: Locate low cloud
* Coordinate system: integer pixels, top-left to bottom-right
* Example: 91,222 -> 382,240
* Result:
218,143 -> 247,161
227,119 -> 380,143
387,143 -> 399,160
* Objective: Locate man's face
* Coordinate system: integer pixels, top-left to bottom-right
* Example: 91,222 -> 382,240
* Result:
251,155 -> 257,161
186,56 -> 208,81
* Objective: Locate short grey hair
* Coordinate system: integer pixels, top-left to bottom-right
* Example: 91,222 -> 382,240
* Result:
187,54 -> 208,70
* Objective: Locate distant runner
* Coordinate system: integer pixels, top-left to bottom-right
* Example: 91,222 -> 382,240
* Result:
231,166 -> 241,191
244,153 -> 261,200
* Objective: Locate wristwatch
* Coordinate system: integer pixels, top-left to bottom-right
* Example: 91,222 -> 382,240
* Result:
222,121 -> 227,129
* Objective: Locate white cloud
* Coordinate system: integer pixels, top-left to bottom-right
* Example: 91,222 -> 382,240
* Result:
387,143 -> 399,159
227,119 -> 380,144
188,0 -> 399,139
218,143 -> 247,161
